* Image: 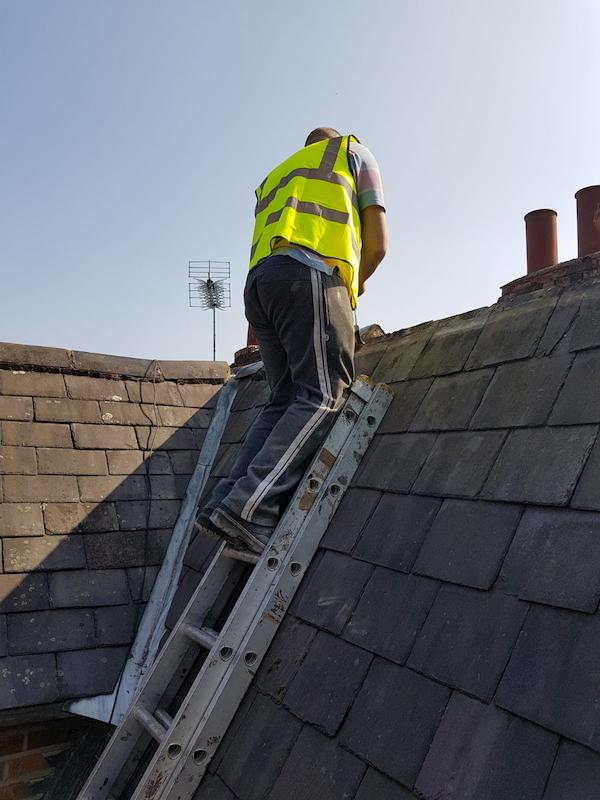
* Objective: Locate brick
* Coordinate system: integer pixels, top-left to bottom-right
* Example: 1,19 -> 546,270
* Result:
1,421 -> 72,447
414,499 -> 522,590
48,569 -> 130,607
107,449 -> 171,475
0,447 -> 36,475
115,500 -> 149,530
472,356 -> 571,428
409,311 -> 488,378
72,423 -> 137,450
569,295 -> 600,351
43,501 -> 118,534
94,604 -> 138,645
294,551 -> 372,635
356,770 -> 415,800
57,647 -> 127,698
3,535 -> 85,572
33,397 -> 101,423
284,631 -> 371,735
466,295 -> 557,369
497,606 -> 600,751
551,351 -> 600,424
157,404 -> 211,428
135,426 -> 202,450
270,727 -> 366,800
254,616 -> 317,700
7,608 -> 95,655
98,400 -> 158,425
481,426 -> 596,505
501,507 -> 600,612
140,381 -> 183,406
372,329 -> 435,382
0,653 -> 58,709
354,433 -> 437,492
543,740 -> 600,800
572,437 -> 600,510
415,694 -> 558,800
194,774 -> 234,800
0,369 -> 66,397
64,374 -> 127,401
0,396 -> 33,421
84,531 -> 145,568
0,503 -> 44,537
413,430 -> 507,498
37,448 -> 107,476
178,382 -> 221,407
3,475 -> 79,502
217,694 -> 302,800
379,379 -> 433,433
0,574 -> 49,612
409,369 -> 493,431
320,487 -> 382,553
78,475 -> 148,502
341,659 -> 450,787
344,570 -> 438,664
169,450 -> 199,475
354,494 -> 441,572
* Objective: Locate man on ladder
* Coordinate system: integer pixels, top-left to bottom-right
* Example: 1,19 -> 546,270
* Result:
198,127 -> 387,554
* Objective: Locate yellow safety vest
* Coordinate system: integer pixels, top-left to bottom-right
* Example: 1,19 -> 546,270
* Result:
249,135 -> 362,308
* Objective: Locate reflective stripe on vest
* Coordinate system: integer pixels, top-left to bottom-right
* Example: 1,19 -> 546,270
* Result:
249,135 -> 362,307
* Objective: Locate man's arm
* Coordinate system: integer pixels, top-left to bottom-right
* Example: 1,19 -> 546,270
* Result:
358,205 -> 388,295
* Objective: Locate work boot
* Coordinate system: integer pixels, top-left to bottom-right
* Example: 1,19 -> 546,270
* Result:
209,506 -> 274,554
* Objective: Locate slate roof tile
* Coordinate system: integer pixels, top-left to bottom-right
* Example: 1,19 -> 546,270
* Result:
0,653 -> 58,709
194,774 -> 235,800
283,631 -> 372,735
340,658 -> 450,788
414,499 -> 521,590
550,350 -> 600,424
471,355 -> 571,429
496,606 -> 600,751
535,289 -> 583,356
57,647 -> 128,698
269,727 -> 366,800
94,604 -> 138,646
344,569 -> 438,664
355,769 -> 415,800
412,430 -> 506,498
354,340 -> 388,378
571,436 -> 600,511
372,328 -> 435,383
0,573 -> 49,612
481,426 -> 596,505
543,740 -> 600,800
409,370 -> 493,431
500,507 -> 600,612
320,487 -> 381,553
378,379 -> 432,434
294,551 -> 372,635
7,608 -> 95,655
408,311 -> 488,378
48,569 -> 130,608
353,494 -> 441,573
568,294 -> 600,351
353,433 -> 437,493
408,585 -> 528,701
415,693 -> 558,800
254,616 -> 316,701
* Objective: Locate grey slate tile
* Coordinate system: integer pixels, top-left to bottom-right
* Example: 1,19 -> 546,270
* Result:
254,616 -> 317,701
408,585 -> 528,701
414,499 -> 521,590
57,646 -> 128,698
0,653 -> 58,709
7,608 -> 95,655
408,312 -> 488,378
379,380 -> 433,434
569,294 -> 600,351
0,616 -> 6,658
409,370 -> 493,431
536,289 -> 583,356
466,295 -> 557,369
320,487 -> 382,553
550,351 -> 600,424
354,494 -> 441,573
284,631 -> 372,735
340,659 -> 450,788
353,433 -> 437,493
355,770 -> 415,800
184,530 -> 220,571
344,569 -> 438,664
294,551 -> 372,635
481,426 -> 596,505
269,727 -> 366,800
372,328 -> 435,383
48,569 -> 130,608
413,430 -> 506,498
415,693 -> 558,800
0,573 -> 49,612
94,604 -> 138,645
496,606 -> 600,751
216,693 -> 301,800
543,740 -> 600,800
471,356 -> 571,429
194,774 -> 234,800
501,507 -> 600,612
572,436 -> 600,511
355,341 -> 388,377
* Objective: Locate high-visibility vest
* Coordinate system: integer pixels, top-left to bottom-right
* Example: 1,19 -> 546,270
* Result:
249,134 -> 362,307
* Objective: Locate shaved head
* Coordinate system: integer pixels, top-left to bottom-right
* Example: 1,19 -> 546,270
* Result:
305,127 -> 341,146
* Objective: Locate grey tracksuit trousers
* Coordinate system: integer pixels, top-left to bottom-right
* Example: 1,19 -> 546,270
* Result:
206,254 -> 355,528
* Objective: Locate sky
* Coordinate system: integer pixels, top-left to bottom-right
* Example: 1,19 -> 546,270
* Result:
1,0 -> 599,363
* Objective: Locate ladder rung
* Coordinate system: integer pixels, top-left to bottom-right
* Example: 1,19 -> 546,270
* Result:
223,545 -> 260,565
154,707 -> 173,729
180,622 -> 218,649
133,707 -> 167,743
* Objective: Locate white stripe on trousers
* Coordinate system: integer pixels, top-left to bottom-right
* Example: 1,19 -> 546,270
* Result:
241,269 -> 335,521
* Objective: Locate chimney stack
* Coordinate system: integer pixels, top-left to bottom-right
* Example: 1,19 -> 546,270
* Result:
575,185 -> 600,257
524,209 -> 558,274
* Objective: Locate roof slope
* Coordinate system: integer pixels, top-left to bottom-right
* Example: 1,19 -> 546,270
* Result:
190,278 -> 600,799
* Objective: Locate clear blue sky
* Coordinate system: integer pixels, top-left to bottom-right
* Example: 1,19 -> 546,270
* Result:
1,1 -> 599,363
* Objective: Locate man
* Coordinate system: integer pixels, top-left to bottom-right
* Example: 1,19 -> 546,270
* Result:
198,127 -> 387,553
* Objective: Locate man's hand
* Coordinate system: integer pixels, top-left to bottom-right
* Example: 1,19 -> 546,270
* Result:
358,205 -> 388,295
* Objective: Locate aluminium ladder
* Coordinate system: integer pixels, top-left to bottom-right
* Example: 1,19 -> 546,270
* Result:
77,376 -> 392,800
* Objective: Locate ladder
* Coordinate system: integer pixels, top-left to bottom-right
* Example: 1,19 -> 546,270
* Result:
77,376 -> 391,800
